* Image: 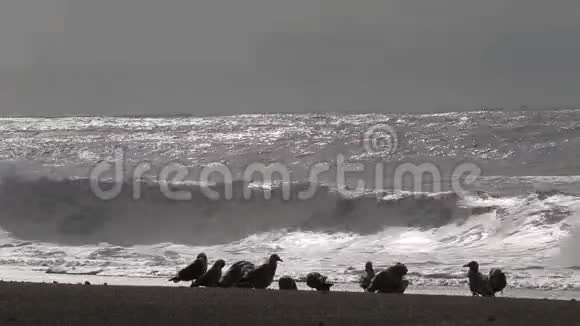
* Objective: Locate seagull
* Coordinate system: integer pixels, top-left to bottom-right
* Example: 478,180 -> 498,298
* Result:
219,261 -> 255,288
367,262 -> 409,293
239,254 -> 283,289
306,272 -> 334,291
192,259 -> 226,287
169,253 -> 208,285
359,261 -> 375,291
278,276 -> 298,290
463,261 -> 507,297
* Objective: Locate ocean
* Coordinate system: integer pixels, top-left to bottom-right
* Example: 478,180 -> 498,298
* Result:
0,110 -> 579,299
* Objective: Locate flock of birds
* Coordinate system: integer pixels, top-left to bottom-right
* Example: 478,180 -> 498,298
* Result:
169,253 -> 508,296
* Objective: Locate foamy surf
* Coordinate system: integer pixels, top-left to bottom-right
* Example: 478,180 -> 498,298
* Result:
0,177 -> 578,293
0,112 -> 580,298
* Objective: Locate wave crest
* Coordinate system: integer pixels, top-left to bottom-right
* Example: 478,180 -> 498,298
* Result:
0,175 -> 490,246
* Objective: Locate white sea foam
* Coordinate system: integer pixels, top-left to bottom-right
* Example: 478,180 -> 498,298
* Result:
0,112 -> 579,296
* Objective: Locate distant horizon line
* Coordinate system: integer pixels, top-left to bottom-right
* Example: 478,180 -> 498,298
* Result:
0,106 -> 578,119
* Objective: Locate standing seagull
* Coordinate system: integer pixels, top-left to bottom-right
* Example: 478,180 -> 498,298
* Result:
463,261 -> 507,297
367,263 -> 409,293
306,272 -> 334,291
192,259 -> 226,287
464,261 -> 486,296
240,254 -> 283,289
278,276 -> 298,290
359,261 -> 375,291
169,253 -> 208,285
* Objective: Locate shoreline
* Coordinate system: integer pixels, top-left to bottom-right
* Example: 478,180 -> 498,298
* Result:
0,281 -> 578,325
0,266 -> 578,301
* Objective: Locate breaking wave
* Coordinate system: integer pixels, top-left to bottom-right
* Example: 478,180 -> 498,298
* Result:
0,169 -> 576,254
1,112 -> 580,292
0,175 -> 492,246
0,163 -> 578,293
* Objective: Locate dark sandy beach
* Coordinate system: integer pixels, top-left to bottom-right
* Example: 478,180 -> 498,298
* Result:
0,282 -> 578,326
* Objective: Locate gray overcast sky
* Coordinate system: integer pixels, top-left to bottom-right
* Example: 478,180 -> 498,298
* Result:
0,0 -> 579,116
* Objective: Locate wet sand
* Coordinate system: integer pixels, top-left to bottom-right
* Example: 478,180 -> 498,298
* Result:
0,282 -> 578,325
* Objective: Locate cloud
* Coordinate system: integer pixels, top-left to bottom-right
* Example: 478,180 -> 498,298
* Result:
0,0 -> 579,115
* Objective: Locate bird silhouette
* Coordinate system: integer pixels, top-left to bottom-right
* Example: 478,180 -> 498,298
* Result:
239,254 -> 283,289
359,261 -> 375,291
367,262 -> 409,293
218,261 -> 255,288
306,272 -> 334,291
278,276 -> 298,290
463,261 -> 507,297
192,259 -> 226,287
169,253 -> 208,285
